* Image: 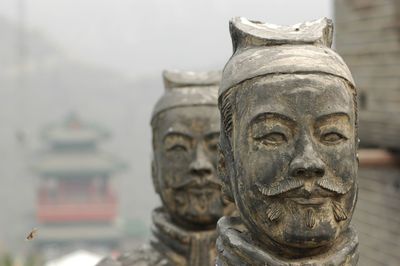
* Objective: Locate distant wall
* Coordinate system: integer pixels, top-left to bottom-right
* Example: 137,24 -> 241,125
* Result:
354,150 -> 400,265
335,0 -> 400,150
335,2 -> 400,264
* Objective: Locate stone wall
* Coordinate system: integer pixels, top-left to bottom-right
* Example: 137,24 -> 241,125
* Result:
355,150 -> 400,265
335,0 -> 400,150
335,3 -> 400,263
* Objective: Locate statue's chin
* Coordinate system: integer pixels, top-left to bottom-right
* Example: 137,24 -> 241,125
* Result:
187,214 -> 219,225
265,219 -> 339,250
160,185 -> 224,225
174,211 -> 220,228
171,194 -> 224,226
242,207 -> 340,252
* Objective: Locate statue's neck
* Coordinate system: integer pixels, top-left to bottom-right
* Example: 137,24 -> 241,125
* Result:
150,207 -> 217,266
216,216 -> 359,266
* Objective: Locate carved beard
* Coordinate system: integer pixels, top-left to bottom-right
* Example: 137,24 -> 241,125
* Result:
264,198 -> 348,227
265,202 -> 283,222
256,171 -> 351,226
331,200 -> 347,222
264,200 -> 318,228
305,208 -> 316,228
173,187 -> 225,222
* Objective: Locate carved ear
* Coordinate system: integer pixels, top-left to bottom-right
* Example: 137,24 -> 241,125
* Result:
151,159 -> 161,194
218,144 -> 234,202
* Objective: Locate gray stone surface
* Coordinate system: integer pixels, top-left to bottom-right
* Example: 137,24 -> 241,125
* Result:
335,0 -> 400,150
353,165 -> 400,266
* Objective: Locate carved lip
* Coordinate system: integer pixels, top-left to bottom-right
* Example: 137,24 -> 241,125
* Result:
171,177 -> 221,190
188,187 -> 218,195
289,197 -> 327,205
186,183 -> 221,197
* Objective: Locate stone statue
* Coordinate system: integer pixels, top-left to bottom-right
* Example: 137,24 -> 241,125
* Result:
216,17 -> 359,265
97,70 -> 234,266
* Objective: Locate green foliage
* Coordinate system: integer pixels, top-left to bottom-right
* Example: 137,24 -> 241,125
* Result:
0,253 -> 43,266
24,254 -> 42,266
0,253 -> 13,266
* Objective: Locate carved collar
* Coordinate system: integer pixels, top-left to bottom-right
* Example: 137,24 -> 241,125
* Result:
151,208 -> 218,266
216,216 -> 359,266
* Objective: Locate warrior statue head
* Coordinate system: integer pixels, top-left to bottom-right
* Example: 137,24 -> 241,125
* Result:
151,70 -> 234,229
97,71 -> 236,266
218,17 -> 358,259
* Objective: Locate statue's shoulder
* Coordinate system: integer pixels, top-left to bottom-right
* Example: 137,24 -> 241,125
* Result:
117,244 -> 170,266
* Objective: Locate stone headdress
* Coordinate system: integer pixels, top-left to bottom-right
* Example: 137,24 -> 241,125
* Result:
151,70 -> 220,122
219,17 -> 355,98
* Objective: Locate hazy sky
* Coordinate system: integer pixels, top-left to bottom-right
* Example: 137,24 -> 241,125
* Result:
0,0 -> 332,253
0,0 -> 332,77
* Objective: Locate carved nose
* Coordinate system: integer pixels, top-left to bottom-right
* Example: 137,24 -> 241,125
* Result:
291,164 -> 325,178
189,145 -> 213,177
290,138 -> 325,178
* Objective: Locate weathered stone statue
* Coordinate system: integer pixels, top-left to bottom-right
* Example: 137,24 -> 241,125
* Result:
216,17 -> 359,265
97,70 -> 234,266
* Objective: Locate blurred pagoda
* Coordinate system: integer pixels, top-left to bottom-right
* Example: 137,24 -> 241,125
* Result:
33,113 -> 125,254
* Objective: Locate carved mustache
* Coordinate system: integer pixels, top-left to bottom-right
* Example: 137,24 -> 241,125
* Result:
316,176 -> 352,195
170,177 -> 221,190
256,174 -> 352,197
257,178 -> 303,197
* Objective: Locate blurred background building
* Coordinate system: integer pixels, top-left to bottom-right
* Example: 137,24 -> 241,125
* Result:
33,114 -> 123,259
335,0 -> 400,265
0,0 -> 398,265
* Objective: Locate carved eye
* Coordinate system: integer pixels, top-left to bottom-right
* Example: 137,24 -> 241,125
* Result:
206,134 -> 220,152
321,132 -> 347,144
167,144 -> 188,152
257,132 -> 287,146
208,143 -> 218,152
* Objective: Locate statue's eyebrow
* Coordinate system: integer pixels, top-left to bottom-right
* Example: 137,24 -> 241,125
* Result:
163,131 -> 193,142
250,112 -> 296,125
315,112 -> 350,124
204,131 -> 220,140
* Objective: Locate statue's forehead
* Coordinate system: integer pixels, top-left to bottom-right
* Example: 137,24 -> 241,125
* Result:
155,106 -> 220,136
236,74 -> 353,119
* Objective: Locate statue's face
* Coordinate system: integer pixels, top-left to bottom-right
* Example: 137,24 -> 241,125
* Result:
153,105 -> 228,227
232,74 -> 357,249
